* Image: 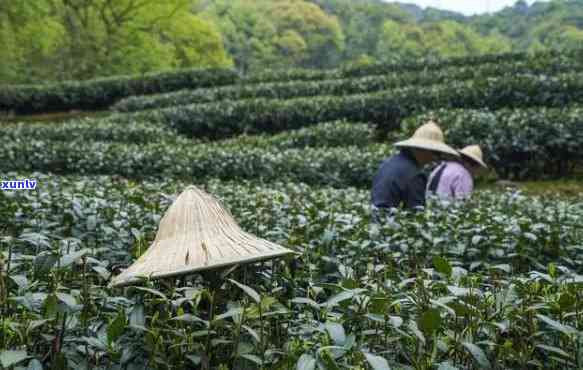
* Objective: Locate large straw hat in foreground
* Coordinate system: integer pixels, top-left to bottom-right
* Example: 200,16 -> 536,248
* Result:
110,186 -> 293,287
459,145 -> 488,168
395,121 -> 459,157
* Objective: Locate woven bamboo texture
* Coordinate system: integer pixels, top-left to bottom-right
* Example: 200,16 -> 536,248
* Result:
111,185 -> 293,287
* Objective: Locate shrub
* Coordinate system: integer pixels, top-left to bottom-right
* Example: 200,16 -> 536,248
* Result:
115,73 -> 583,140
403,106 -> 583,179
0,138 -> 389,187
0,68 -> 238,114
113,58 -> 583,113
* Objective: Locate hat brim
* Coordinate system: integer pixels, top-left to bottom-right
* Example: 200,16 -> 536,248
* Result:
394,138 -> 460,157
109,237 -> 295,287
460,152 -> 488,169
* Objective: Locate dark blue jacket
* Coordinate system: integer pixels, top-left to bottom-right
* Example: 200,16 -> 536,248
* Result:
371,151 -> 427,210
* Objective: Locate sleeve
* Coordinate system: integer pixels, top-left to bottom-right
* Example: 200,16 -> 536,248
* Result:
406,173 -> 427,210
451,173 -> 473,199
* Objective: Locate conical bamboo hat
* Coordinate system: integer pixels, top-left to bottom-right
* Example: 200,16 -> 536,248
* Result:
459,145 -> 488,169
395,121 -> 459,157
110,186 -> 293,287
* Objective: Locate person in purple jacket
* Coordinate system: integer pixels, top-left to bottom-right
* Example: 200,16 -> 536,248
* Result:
427,145 -> 488,199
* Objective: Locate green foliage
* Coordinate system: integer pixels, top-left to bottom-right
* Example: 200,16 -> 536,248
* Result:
1,175 -> 583,368
0,0 -> 232,84
0,68 -> 237,114
205,0 -> 344,72
403,106 -> 583,179
217,121 -> 374,150
0,138 -> 385,187
2,0 -> 583,82
469,0 -> 583,51
119,72 -> 583,140
112,52 -> 583,112
0,120 -> 185,144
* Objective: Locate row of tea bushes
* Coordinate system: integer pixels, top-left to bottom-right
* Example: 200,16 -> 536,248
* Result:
0,119 -> 373,148
113,59 -> 583,112
0,68 -> 238,115
218,121 -> 375,149
117,73 -> 583,140
2,174 -> 583,369
0,139 -> 388,187
0,119 -> 184,144
245,48 -> 583,82
4,48 -> 580,115
340,47 -> 583,78
403,106 -> 583,179
3,105 -> 579,182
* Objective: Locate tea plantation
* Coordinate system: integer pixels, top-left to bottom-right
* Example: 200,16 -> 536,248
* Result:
1,49 -> 583,370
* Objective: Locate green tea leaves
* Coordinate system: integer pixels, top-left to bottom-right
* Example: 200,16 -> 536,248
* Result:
363,352 -> 391,370
462,342 -> 491,369
0,351 -> 29,368
418,308 -> 442,335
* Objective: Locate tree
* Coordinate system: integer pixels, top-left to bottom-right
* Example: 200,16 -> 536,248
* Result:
376,20 -> 425,62
0,0 -> 232,83
270,0 -> 345,69
205,0 -> 344,71
310,0 -> 413,65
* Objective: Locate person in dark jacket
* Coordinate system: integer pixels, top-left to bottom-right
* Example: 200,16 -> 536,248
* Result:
371,121 -> 459,223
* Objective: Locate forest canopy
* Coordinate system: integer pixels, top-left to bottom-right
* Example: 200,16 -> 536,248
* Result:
1,0 -> 582,83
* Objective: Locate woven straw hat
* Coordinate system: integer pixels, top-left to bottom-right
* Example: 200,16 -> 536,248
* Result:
110,186 -> 293,287
395,121 -> 459,157
459,145 -> 487,168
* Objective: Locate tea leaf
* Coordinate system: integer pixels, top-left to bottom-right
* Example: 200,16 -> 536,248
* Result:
418,308 -> 442,335
558,293 -> 576,310
59,248 -> 90,268
9,275 -> 29,290
27,359 -> 43,370
325,322 -> 346,346
242,325 -> 260,343
129,304 -> 145,326
229,279 -> 261,303
296,353 -> 316,370
55,292 -> 78,309
536,344 -> 572,359
291,297 -> 320,310
215,307 -> 244,321
325,289 -> 365,308
363,352 -> 391,370
0,351 -> 29,368
433,256 -> 452,276
437,362 -> 458,370
462,342 -> 491,369
107,311 -> 127,344
241,354 -> 263,365
536,314 -> 577,336
133,287 -> 168,300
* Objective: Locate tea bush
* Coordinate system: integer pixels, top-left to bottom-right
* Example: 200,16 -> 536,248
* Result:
113,59 -> 583,113
217,121 -> 375,149
113,73 -> 583,140
4,48 -> 581,115
1,174 -> 582,369
0,119 -> 184,144
0,68 -> 238,115
403,106 -> 583,179
0,140 -> 387,187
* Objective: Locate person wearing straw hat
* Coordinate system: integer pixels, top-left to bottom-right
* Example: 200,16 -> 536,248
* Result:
371,121 -> 459,222
427,144 -> 488,199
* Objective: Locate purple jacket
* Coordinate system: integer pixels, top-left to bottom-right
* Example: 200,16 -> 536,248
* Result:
427,161 -> 473,199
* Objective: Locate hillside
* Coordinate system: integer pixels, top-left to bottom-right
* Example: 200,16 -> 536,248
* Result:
1,0 -> 582,83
